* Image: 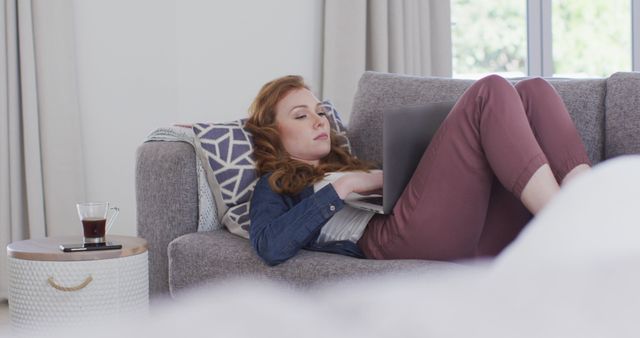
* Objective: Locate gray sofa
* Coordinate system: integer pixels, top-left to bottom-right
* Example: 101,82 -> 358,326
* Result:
136,71 -> 640,298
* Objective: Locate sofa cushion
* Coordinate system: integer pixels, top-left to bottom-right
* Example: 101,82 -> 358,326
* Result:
604,72 -> 640,159
167,230 -> 459,295
349,72 -> 606,166
192,101 -> 352,239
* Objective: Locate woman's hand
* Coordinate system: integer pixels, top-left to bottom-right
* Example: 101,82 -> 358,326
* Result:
332,170 -> 383,199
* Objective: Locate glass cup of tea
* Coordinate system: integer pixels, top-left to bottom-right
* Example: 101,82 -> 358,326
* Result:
76,202 -> 119,244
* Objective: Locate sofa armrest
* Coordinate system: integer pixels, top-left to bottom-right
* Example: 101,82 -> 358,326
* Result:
136,141 -> 199,297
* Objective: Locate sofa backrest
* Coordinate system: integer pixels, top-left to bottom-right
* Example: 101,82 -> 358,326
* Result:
348,71 -> 610,168
542,78 -> 606,164
604,72 -> 640,159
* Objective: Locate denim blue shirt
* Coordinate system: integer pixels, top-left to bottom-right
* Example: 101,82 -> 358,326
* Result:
249,173 -> 366,266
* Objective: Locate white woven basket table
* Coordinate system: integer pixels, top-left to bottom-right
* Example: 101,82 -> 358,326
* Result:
6,235 -> 148,336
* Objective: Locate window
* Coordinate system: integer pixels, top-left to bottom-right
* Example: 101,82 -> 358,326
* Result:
552,0 -> 631,77
451,0 -> 527,79
451,0 -> 637,78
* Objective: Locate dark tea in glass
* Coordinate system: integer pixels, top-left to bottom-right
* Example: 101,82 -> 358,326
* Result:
82,218 -> 107,239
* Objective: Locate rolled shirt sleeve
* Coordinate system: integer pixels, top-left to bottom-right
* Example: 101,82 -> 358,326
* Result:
249,175 -> 345,266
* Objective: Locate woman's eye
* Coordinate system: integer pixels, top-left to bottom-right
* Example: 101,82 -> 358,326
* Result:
295,115 -> 306,120
317,112 -> 327,117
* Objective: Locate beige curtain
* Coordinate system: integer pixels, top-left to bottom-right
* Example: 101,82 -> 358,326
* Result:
0,0 -> 85,299
322,0 -> 452,120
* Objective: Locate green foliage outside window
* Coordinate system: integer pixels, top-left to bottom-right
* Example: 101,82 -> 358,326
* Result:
452,0 -> 527,77
452,0 -> 631,78
553,0 -> 630,77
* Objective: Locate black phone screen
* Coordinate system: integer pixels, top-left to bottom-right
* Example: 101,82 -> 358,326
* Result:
59,242 -> 123,252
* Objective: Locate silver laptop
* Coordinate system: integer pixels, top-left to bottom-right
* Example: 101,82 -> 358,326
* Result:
345,101 -> 455,214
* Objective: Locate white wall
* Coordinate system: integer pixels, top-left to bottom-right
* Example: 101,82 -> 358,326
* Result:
177,0 -> 324,122
72,0 -> 323,236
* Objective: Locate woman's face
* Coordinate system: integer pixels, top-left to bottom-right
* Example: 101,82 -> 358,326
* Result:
274,88 -> 331,166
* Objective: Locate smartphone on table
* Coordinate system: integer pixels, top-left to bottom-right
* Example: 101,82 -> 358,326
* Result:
59,242 -> 122,252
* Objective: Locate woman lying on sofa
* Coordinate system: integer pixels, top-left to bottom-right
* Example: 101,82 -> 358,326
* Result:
244,74 -> 592,266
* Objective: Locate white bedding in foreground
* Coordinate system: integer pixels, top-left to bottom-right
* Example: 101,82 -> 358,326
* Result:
15,156 -> 640,338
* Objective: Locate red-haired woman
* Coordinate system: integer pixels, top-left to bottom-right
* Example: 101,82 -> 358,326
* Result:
245,74 -> 591,266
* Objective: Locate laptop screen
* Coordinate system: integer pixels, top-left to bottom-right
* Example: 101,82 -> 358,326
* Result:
381,101 -> 454,214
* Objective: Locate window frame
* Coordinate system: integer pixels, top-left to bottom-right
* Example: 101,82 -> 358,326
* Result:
633,0 -> 640,70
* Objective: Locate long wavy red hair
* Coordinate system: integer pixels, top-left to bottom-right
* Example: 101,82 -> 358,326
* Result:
245,75 -> 375,196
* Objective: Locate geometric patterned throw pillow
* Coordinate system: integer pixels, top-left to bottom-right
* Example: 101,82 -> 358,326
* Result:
192,100 -> 351,239
193,119 -> 256,239
322,100 -> 352,154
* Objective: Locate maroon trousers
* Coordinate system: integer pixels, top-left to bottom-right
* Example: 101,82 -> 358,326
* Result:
357,75 -> 591,260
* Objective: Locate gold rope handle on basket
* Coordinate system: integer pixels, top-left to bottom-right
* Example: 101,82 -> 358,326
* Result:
47,275 -> 93,292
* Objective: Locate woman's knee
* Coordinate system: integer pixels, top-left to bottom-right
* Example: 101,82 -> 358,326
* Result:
514,77 -> 554,97
475,74 -> 513,92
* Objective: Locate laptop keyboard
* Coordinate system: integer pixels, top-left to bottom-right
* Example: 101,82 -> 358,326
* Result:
359,196 -> 383,205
